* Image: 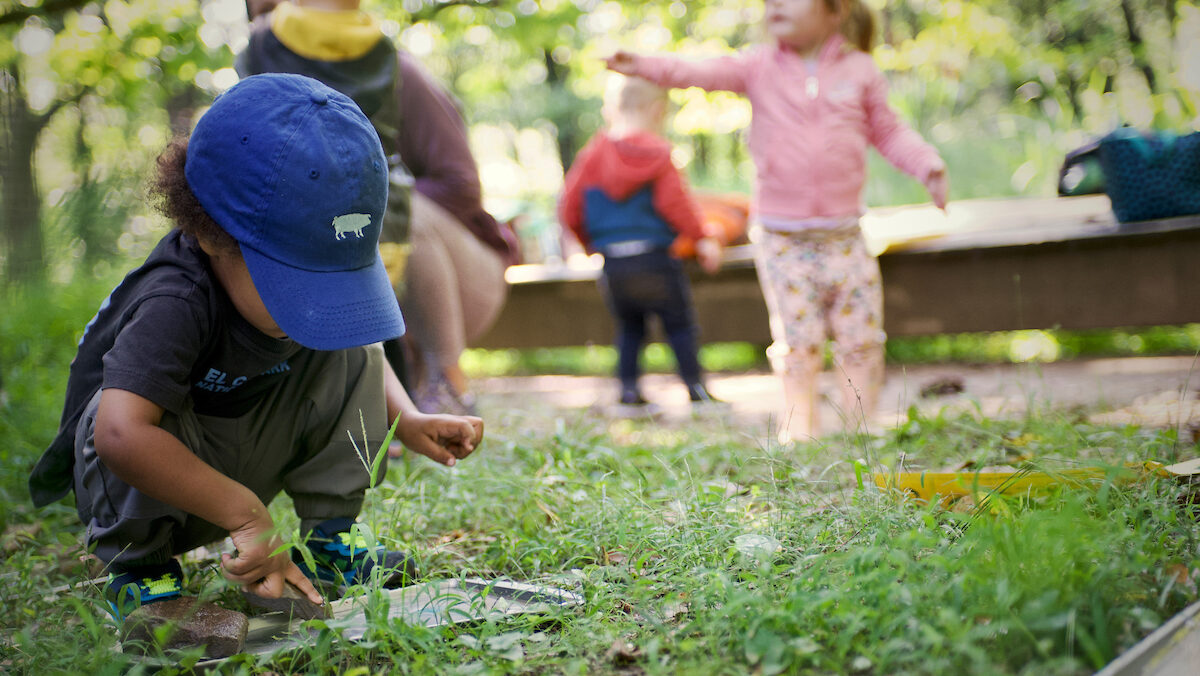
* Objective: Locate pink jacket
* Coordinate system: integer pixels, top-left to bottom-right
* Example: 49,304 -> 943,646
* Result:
623,35 -> 943,222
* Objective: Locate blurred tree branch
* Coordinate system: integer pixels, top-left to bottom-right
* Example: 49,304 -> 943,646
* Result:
409,0 -> 500,23
0,0 -> 93,26
1118,0 -> 1157,92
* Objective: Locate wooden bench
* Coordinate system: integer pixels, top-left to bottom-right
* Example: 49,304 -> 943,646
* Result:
473,196 -> 1200,349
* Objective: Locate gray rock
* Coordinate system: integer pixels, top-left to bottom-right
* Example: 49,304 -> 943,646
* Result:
120,596 -> 248,658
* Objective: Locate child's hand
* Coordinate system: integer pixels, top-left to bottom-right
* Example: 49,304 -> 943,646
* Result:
924,163 -> 949,211
604,50 -> 637,75
695,236 -> 724,275
223,516 -> 323,605
390,411 -> 483,466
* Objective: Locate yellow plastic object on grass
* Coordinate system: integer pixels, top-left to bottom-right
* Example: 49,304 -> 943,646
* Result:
873,458 -> 1200,505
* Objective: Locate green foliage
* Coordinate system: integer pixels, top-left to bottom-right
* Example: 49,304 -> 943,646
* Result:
886,324 -> 1200,365
10,0 -> 1200,282
0,277 -> 121,520
3,0 -> 233,284
457,325 -> 1200,379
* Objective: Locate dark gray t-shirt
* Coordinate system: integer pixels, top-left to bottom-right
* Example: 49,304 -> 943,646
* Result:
30,230 -> 305,506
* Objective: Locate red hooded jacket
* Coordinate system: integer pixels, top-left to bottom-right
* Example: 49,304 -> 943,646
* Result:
559,131 -> 706,253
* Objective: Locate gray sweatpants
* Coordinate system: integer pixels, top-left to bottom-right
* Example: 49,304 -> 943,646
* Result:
73,344 -> 389,568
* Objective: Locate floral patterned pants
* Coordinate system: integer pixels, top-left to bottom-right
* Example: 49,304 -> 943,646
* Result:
750,223 -> 886,375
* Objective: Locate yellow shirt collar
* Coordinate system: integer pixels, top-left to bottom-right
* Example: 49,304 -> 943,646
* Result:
271,2 -> 383,62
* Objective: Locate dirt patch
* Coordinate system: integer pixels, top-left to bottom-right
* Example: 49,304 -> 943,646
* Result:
474,355 -> 1200,436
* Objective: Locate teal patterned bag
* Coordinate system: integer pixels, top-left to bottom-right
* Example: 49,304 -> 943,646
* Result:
1097,128 -> 1200,223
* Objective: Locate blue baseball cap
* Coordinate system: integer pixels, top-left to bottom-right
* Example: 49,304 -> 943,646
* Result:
184,73 -> 404,350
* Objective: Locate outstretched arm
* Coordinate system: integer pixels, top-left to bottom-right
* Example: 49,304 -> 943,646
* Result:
604,49 -> 754,94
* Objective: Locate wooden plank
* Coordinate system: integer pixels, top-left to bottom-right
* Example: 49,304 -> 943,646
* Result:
472,197 -> 1200,349
1095,599 -> 1200,676
880,220 -> 1200,335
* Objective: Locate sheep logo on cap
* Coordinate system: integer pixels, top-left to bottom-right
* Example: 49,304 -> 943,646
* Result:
332,213 -> 371,240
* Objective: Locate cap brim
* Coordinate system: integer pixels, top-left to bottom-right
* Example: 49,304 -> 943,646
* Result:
240,245 -> 405,351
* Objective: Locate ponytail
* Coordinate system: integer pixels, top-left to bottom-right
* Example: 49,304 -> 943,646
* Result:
838,0 -> 876,52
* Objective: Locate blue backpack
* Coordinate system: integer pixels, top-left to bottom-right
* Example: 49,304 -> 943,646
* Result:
1097,127 -> 1200,223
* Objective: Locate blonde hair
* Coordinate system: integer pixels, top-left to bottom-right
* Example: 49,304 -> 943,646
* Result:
604,73 -> 668,115
831,0 -> 876,52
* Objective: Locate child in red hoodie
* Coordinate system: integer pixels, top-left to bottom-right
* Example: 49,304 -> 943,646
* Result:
559,75 -> 723,414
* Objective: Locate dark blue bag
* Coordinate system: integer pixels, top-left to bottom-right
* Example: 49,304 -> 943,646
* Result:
1096,128 -> 1200,223
1057,140 -> 1105,196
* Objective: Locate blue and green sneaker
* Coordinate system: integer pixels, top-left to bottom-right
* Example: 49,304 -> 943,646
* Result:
104,559 -> 184,622
293,518 -> 417,592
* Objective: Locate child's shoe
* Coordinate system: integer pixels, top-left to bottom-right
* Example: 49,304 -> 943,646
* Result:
294,518 -> 417,593
614,389 -> 661,418
687,383 -> 729,412
104,559 -> 184,622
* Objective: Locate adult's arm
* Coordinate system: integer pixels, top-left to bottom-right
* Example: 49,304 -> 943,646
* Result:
246,0 -> 281,20
394,52 -> 485,212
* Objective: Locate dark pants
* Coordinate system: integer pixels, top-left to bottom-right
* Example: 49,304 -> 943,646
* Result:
599,249 -> 703,392
73,345 -> 389,569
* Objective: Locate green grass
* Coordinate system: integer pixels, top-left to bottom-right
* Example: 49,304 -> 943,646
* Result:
2,280 -> 1199,674
460,325 -> 1200,379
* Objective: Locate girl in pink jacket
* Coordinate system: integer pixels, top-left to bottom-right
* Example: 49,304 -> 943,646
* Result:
608,0 -> 948,442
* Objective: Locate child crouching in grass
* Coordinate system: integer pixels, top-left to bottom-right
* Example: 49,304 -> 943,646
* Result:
28,73 -> 483,635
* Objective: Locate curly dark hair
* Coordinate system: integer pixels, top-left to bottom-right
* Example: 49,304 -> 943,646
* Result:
152,136 -> 240,255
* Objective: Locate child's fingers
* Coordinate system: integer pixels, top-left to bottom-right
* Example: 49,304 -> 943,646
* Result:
463,416 -> 484,445
243,570 -> 305,601
434,417 -> 479,447
924,173 -> 948,210
246,572 -> 284,599
221,551 -> 268,584
604,51 -> 632,73
411,436 -> 457,466
285,563 -> 324,605
436,418 -> 482,460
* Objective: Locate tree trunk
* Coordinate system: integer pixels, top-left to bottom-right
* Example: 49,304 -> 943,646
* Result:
70,107 -> 109,269
544,47 -> 577,175
1119,0 -> 1157,92
694,133 -> 709,176
1062,71 -> 1083,122
0,64 -> 47,285
166,86 -> 199,138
